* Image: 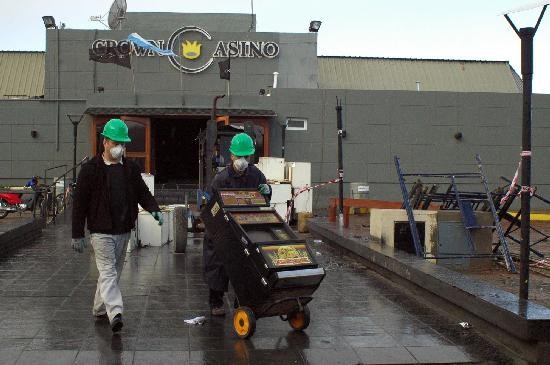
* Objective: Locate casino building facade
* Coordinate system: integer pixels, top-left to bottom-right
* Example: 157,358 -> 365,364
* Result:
1,12 -> 549,210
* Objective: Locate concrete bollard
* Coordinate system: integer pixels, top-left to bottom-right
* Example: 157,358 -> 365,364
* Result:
173,206 -> 186,253
297,212 -> 312,233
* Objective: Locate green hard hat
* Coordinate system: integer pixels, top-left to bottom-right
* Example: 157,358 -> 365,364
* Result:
101,118 -> 131,143
229,133 -> 255,157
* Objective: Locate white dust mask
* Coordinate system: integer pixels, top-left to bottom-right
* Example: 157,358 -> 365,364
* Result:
233,157 -> 249,173
110,144 -> 125,160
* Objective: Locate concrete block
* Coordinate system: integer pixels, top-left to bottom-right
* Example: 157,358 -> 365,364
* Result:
370,209 -> 438,253
370,208 -> 494,269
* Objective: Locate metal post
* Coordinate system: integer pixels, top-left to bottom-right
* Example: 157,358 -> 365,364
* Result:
63,174 -> 66,212
67,114 -> 84,183
519,27 -> 534,300
281,121 -> 287,158
205,95 -> 225,190
504,5 -> 546,299
336,98 -> 344,222
72,122 -> 78,182
198,131 -> 203,192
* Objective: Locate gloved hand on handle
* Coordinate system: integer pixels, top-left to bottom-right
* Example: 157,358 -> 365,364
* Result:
258,184 -> 271,195
151,211 -> 163,225
72,238 -> 87,253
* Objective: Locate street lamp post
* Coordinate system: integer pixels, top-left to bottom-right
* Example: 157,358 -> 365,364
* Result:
335,98 -> 345,225
67,114 -> 84,183
503,4 -> 547,300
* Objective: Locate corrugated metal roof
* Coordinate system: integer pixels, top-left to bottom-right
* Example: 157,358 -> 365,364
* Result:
0,52 -> 522,97
85,107 -> 277,117
318,56 -> 521,93
0,52 -> 45,99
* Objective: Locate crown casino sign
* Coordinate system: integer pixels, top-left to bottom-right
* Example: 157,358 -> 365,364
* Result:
89,25 -> 280,73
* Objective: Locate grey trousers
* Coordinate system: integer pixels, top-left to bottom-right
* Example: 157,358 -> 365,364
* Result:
90,232 -> 130,322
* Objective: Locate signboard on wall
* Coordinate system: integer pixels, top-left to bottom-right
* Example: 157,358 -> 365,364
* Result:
89,25 -> 279,74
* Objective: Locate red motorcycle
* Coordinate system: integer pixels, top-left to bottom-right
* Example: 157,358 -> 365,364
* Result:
0,192 -> 27,219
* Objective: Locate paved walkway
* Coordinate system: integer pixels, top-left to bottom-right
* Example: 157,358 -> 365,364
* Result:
0,214 -> 512,364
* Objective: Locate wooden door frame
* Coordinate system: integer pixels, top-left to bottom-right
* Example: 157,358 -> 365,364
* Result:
91,116 -> 152,173
224,117 -> 271,156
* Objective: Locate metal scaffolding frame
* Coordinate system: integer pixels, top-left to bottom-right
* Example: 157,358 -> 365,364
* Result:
394,155 -> 516,272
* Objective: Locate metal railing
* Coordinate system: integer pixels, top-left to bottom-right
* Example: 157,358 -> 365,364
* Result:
0,157 -> 89,223
44,157 -> 89,223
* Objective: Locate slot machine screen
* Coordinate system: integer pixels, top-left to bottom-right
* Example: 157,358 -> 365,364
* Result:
260,244 -> 313,268
219,190 -> 267,207
232,211 -> 280,225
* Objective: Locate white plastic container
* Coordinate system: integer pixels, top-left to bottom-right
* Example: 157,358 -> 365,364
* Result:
272,202 -> 289,220
270,183 -> 292,204
140,173 -> 155,196
293,188 -> 312,213
286,162 -> 311,188
270,183 -> 292,219
137,210 -> 169,246
257,157 -> 285,181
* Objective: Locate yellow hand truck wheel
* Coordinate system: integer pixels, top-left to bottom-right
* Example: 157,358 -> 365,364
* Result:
233,306 -> 256,339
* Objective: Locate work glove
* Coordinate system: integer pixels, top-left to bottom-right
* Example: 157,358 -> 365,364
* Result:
72,238 -> 87,253
258,184 -> 271,195
151,211 -> 164,226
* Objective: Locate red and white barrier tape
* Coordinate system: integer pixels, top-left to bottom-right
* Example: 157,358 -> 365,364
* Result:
500,152 -> 537,206
500,161 -> 521,206
531,258 -> 550,268
284,177 -> 341,223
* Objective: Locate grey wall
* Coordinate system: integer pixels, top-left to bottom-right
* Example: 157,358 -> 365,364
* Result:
122,13 -> 256,33
0,99 -> 89,184
2,89 -> 550,212
2,89 -> 550,211
44,18 -> 318,99
269,89 -> 550,212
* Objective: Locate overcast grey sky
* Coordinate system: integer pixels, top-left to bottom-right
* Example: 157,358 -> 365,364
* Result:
2,0 -> 550,93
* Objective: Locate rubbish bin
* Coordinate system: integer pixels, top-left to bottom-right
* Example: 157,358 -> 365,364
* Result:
350,182 -> 369,214
350,182 -> 369,199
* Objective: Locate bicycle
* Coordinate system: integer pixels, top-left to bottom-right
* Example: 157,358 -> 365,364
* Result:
55,182 -> 76,214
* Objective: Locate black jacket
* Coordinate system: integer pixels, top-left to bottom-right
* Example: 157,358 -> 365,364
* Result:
210,163 -> 269,192
203,163 -> 270,292
72,155 -> 160,239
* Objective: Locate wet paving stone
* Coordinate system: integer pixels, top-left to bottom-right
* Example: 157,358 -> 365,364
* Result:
0,214 -> 516,364
0,350 -> 22,365
16,350 -> 78,365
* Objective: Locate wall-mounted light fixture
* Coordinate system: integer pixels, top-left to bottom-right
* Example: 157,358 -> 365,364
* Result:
454,132 -> 463,140
31,130 -> 38,138
42,16 -> 57,29
309,20 -> 322,32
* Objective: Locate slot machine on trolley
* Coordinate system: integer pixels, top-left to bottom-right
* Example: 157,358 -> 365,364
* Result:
201,189 -> 325,338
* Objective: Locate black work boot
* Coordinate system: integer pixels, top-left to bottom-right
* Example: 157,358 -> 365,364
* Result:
111,313 -> 123,332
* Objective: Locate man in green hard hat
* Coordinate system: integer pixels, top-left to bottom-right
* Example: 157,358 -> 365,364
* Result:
203,132 -> 271,316
72,118 -> 163,332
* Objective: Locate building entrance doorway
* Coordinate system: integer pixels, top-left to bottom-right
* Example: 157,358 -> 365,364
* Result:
152,117 -> 207,185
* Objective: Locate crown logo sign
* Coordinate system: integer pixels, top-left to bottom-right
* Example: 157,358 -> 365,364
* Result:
182,40 -> 201,60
